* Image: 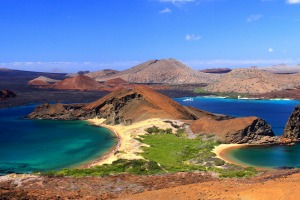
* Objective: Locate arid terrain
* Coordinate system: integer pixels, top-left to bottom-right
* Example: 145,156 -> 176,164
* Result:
207,68 -> 300,94
1,169 -> 300,199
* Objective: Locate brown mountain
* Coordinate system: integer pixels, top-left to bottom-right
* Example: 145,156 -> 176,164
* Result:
90,59 -> 220,84
207,68 -> 300,94
52,75 -> 104,90
27,85 -> 221,124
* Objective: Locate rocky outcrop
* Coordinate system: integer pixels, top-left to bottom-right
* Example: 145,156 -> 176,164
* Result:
283,106 -> 300,141
27,86 -> 215,124
190,116 -> 275,144
0,90 -> 17,100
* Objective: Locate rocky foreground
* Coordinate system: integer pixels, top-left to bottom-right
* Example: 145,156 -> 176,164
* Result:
1,169 -> 300,199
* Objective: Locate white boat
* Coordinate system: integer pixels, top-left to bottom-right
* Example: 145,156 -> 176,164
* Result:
203,95 -> 227,99
237,96 -> 260,100
183,97 -> 194,102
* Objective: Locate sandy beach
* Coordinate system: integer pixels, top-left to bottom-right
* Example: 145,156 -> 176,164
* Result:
86,118 -> 184,167
213,144 -> 272,170
213,144 -> 249,166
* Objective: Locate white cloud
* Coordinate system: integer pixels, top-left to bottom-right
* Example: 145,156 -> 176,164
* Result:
185,34 -> 202,41
184,59 -> 300,69
247,14 -> 262,22
159,8 -> 172,13
0,61 -> 140,73
286,0 -> 300,4
268,48 -> 274,52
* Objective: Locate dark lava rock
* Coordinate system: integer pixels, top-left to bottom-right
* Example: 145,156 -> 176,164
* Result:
0,89 -> 16,100
283,105 -> 300,140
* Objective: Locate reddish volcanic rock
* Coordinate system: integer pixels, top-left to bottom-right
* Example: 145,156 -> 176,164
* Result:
28,79 -> 50,86
190,116 -> 275,144
52,75 -> 104,90
104,78 -> 128,87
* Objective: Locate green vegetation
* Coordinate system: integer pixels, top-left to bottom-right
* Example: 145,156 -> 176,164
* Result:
193,87 -> 249,99
43,159 -> 165,177
43,127 -> 257,178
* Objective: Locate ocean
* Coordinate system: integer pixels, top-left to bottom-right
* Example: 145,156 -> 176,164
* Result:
0,105 -> 116,175
176,97 -> 300,168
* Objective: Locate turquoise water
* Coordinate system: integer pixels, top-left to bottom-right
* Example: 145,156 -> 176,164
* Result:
176,97 -> 300,168
0,105 -> 116,175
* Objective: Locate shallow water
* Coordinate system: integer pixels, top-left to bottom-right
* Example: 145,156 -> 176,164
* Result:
0,105 -> 116,175
176,97 -> 300,168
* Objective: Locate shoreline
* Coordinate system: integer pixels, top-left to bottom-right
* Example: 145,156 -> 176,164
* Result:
213,144 -> 271,171
78,119 -> 122,169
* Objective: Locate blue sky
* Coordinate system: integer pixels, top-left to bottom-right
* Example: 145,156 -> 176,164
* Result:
0,0 -> 300,72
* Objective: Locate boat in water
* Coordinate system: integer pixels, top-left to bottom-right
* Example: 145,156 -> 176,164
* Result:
183,97 -> 194,102
202,95 -> 227,99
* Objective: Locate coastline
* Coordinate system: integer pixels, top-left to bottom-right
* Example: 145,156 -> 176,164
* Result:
213,144 -> 270,170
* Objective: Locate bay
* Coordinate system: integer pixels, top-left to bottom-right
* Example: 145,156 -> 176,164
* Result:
176,97 -> 300,168
0,105 -> 116,175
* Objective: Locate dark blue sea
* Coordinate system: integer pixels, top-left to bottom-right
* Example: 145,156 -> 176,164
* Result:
176,97 -> 300,168
0,105 -> 116,175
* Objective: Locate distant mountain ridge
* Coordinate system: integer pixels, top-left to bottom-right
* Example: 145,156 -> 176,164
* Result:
207,68 -> 300,94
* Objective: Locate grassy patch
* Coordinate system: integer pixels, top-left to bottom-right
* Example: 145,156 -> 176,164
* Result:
43,129 -> 257,178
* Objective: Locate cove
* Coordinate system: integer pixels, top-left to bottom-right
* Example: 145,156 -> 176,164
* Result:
177,97 -> 300,168
0,105 -> 116,175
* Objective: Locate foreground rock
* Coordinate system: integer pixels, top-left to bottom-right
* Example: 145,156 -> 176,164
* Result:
190,116 -> 276,144
0,89 -> 17,100
27,86 -> 219,124
283,105 -> 300,141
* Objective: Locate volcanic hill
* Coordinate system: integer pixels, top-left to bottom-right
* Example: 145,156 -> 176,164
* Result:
28,76 -> 59,86
89,59 -> 220,84
52,75 -> 105,90
207,68 -> 300,94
